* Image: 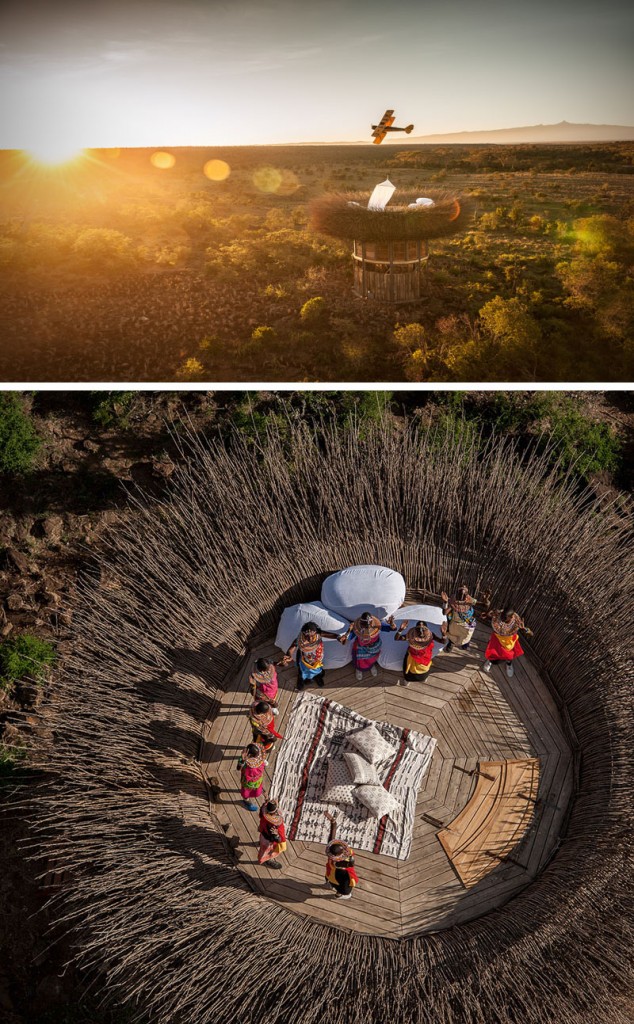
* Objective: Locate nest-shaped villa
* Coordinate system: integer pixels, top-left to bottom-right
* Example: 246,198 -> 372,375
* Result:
311,188 -> 472,302
30,423 -> 633,1024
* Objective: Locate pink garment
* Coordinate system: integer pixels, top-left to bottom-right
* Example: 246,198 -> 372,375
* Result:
255,668 -> 278,703
353,635 -> 382,671
240,763 -> 265,800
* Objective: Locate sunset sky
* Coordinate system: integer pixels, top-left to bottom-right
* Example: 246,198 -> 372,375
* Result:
1,0 -> 633,151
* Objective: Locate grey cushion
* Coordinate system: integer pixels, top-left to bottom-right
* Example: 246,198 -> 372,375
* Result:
348,724 -> 396,765
355,783 -> 401,819
343,751 -> 381,785
321,757 -> 357,805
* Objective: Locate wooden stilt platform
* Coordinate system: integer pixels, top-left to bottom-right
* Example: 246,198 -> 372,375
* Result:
201,623 -> 573,938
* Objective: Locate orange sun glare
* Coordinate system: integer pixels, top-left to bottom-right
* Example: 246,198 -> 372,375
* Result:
25,142 -> 85,167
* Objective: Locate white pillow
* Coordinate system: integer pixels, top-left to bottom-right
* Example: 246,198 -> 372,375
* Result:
321,758 -> 357,806
343,751 -> 381,785
378,604 -> 447,671
321,565 -> 406,621
275,601 -> 351,669
348,724 -> 396,765
394,603 -> 446,626
355,783 -> 401,819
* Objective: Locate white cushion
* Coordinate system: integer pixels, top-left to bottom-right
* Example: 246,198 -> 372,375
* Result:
321,758 -> 357,805
275,601 -> 351,669
394,603 -> 446,626
321,565 -> 406,621
378,604 -> 447,671
355,783 -> 401,819
348,724 -> 396,765
343,751 -> 381,785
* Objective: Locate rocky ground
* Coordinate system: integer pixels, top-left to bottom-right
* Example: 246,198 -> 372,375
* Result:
0,388 -> 632,1022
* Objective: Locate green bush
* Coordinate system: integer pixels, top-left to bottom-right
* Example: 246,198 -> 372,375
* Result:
538,398 -> 622,481
251,325 -> 277,344
300,296 -> 328,324
0,742 -> 27,787
0,633 -> 57,692
175,358 -> 207,382
92,391 -> 137,428
71,228 -> 137,272
0,393 -> 41,474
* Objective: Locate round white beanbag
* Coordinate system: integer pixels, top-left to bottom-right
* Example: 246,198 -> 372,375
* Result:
378,604 -> 447,671
321,565 -> 406,621
275,602 -> 352,669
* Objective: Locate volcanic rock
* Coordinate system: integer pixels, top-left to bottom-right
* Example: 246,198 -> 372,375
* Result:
30,516 -> 64,545
3,548 -> 29,574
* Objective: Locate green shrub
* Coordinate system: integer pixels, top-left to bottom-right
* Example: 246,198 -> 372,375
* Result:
92,391 -> 137,428
251,325 -> 277,344
71,228 -> 137,271
0,633 -> 56,692
339,391 -> 393,425
393,322 -> 426,352
175,358 -> 207,382
0,393 -> 41,474
0,742 -> 27,787
299,296 -> 328,324
538,398 -> 622,481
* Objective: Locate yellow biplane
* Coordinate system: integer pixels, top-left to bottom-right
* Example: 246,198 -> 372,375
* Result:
371,109 -> 414,144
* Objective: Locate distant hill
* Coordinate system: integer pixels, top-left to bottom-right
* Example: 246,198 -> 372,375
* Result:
383,121 -> 634,145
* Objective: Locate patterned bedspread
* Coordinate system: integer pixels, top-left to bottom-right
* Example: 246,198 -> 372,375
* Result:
271,692 -> 436,860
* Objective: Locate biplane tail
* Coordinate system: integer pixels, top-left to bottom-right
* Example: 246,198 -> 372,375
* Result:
405,125 -> 414,134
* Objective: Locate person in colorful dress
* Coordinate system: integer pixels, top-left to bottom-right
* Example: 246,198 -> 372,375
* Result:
257,798 -> 287,869
482,608 -> 532,678
339,611 -> 397,681
248,700 -> 284,753
441,585 -> 491,652
283,621 -> 341,691
248,658 -> 281,710
237,742 -> 267,811
323,812 -> 359,900
394,620 -> 435,686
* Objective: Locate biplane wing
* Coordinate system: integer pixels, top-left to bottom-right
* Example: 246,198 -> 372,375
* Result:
371,109 -> 395,143
371,109 -> 414,144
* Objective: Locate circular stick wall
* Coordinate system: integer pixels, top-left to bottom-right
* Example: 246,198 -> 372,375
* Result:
31,424 -> 633,1024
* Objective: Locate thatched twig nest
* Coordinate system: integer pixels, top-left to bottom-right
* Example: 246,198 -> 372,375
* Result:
311,190 -> 473,242
27,422 -> 634,1024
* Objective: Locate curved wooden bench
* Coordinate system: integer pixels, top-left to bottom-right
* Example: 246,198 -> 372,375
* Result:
437,759 -> 540,887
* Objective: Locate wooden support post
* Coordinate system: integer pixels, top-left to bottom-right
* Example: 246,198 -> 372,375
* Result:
417,239 -> 421,298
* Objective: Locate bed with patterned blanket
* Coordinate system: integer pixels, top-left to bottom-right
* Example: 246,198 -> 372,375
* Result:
271,692 -> 436,860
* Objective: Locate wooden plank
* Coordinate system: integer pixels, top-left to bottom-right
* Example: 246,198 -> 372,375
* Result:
437,759 -> 540,887
199,632 -> 573,937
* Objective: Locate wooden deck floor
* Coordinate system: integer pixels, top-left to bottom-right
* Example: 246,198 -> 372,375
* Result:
201,623 -> 573,938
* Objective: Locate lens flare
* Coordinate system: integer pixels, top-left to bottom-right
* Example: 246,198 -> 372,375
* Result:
276,169 -> 300,196
253,166 -> 283,194
25,142 -> 85,167
150,151 -> 176,170
203,159 -> 231,181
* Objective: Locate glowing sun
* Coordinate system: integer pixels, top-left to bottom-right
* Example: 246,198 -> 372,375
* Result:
25,141 -> 86,167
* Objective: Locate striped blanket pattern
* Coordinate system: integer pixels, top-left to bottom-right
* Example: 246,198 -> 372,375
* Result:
271,692 -> 436,860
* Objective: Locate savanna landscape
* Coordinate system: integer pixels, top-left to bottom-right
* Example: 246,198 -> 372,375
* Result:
1,143 -> 633,383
